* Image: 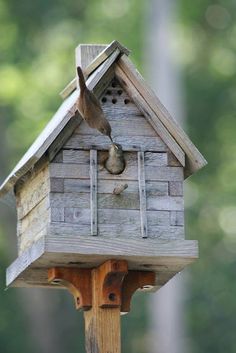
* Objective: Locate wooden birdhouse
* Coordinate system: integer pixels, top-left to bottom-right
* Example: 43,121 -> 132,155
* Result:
0,40 -> 207,298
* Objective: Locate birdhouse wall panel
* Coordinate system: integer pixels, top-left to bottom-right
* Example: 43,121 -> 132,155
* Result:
169,182 -> 183,196
64,179 -> 139,194
49,163 -> 89,179
15,162 -> 50,255
50,207 -> 64,222
62,149 -> 90,164
76,117 -> 157,137
16,165 -> 50,220
48,222 -> 184,240
50,192 -> 90,208
170,211 -> 184,226
45,78 -> 185,243
64,134 -> 168,152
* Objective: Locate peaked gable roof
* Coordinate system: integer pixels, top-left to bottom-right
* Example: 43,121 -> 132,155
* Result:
0,40 -> 206,197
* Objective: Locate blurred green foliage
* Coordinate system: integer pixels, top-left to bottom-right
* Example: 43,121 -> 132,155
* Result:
1,0 -> 236,352
179,1 -> 236,352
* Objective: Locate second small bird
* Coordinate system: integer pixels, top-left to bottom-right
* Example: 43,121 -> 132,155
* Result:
76,66 -> 113,142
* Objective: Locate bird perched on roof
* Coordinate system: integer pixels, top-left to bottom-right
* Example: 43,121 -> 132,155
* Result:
76,66 -> 113,142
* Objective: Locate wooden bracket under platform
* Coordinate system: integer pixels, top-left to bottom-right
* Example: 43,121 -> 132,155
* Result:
48,260 -> 155,353
48,260 -> 155,313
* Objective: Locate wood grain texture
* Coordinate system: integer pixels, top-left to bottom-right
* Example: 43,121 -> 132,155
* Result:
16,166 -> 49,220
76,116 -> 156,137
48,222 -> 184,239
50,160 -> 182,182
170,211 -> 184,226
84,268 -> 121,353
17,196 -> 49,236
116,55 -> 207,176
64,179 -> 168,196
90,150 -> 97,236
138,152 -> 148,238
169,181 -> 183,196
63,150 -> 90,164
50,207 -> 64,222
64,134 -> 168,152
49,192 -> 183,211
63,209 -> 170,226
6,237 -> 198,288
49,163 -> 90,179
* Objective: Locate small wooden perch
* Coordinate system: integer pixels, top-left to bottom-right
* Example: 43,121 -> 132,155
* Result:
112,183 -> 128,195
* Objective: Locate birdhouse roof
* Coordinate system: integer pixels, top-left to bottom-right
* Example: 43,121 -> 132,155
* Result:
0,40 -> 207,197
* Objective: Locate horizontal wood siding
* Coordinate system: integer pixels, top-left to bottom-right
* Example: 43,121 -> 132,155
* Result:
16,163 -> 50,254
46,78 -> 185,242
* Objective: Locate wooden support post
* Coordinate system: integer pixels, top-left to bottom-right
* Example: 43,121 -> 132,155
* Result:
84,260 -> 127,353
48,261 -> 155,353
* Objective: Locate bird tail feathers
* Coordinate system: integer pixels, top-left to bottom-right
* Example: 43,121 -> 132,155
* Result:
77,66 -> 86,93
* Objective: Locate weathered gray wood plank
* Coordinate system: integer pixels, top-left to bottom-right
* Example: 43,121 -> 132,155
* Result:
6,237 -> 198,288
50,192 -> 183,211
49,163 -> 89,179
18,197 -> 49,236
90,150 -> 97,236
19,226 -> 47,255
64,179 -> 91,193
17,166 -> 50,220
146,181 -> 168,196
145,166 -> 183,181
63,208 -> 171,227
50,178 -> 64,193
64,134 -> 168,152
147,196 -> 184,211
138,152 -> 148,238
145,152 -> 168,166
98,193 -> 140,209
64,208 -> 90,224
50,192 -> 90,208
169,181 -> 183,196
76,116 -> 156,137
170,211 -> 184,226
50,207 -> 64,222
65,178 -> 137,194
48,222 -> 184,239
63,150 -> 90,164
63,179 -> 169,195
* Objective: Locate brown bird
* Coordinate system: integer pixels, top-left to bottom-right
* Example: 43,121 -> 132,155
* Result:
76,66 -> 113,142
105,143 -> 125,175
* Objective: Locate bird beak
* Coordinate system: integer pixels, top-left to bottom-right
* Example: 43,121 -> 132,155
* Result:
109,135 -> 113,143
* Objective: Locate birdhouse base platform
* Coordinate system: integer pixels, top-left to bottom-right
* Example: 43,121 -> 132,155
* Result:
6,236 -> 198,290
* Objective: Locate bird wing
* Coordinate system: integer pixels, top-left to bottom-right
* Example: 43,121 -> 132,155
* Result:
85,89 -> 103,112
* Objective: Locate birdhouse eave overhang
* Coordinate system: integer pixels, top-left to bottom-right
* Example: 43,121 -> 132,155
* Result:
0,40 -> 207,198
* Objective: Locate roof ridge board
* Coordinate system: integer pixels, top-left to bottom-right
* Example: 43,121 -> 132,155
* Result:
0,50 -> 119,197
115,64 -> 185,167
60,40 -> 130,100
117,55 -> 207,175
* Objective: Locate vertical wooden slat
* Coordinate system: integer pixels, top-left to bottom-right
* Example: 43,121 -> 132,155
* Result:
138,152 -> 148,238
90,150 -> 97,236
